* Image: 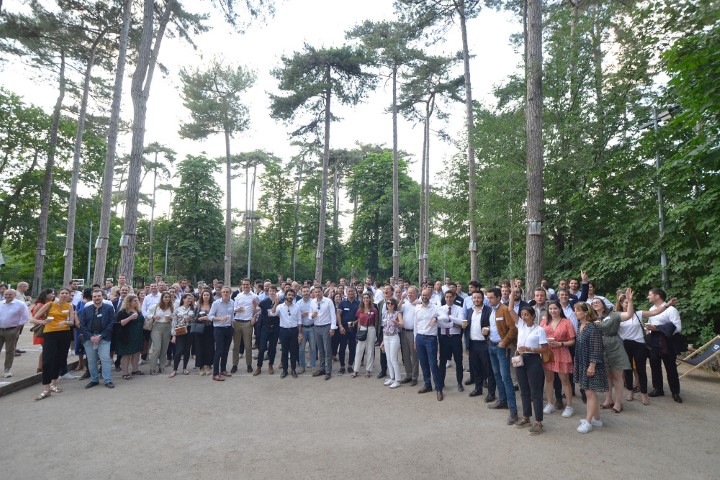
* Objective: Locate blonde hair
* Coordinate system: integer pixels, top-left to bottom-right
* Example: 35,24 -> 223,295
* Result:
120,294 -> 138,312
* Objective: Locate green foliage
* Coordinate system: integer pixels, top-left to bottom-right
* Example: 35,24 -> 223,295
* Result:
178,60 -> 255,139
169,154 -> 225,279
269,43 -> 376,138
345,150 -> 420,279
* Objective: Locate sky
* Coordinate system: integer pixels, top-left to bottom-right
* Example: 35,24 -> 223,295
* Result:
1,0 -> 522,228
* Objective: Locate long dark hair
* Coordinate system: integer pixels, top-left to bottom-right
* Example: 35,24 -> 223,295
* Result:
36,288 -> 55,304
547,300 -> 568,320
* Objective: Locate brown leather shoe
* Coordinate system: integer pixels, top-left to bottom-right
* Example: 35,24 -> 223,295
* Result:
268,365 -> 274,375
418,385 -> 432,394
488,401 -> 509,409
253,367 -> 261,376
437,391 -> 444,401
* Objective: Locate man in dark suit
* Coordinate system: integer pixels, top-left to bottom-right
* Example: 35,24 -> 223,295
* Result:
254,285 -> 279,375
466,291 -> 496,401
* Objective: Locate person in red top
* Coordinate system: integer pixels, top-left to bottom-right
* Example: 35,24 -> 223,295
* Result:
351,292 -> 379,378
540,300 -> 576,418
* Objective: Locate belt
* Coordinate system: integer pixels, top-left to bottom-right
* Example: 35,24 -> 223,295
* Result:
235,319 -> 251,323
403,328 -> 414,332
417,334 -> 436,338
314,324 -> 330,327
302,324 -> 314,328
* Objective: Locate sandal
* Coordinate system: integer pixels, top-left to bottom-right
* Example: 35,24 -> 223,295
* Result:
365,372 -> 371,378
212,375 -> 225,382
612,406 -> 623,413
625,395 -> 634,402
131,371 -> 144,375
600,404 -> 613,409
34,390 -> 51,401
50,385 -> 62,393
351,372 -> 358,378
641,398 -> 650,406
122,374 -> 133,380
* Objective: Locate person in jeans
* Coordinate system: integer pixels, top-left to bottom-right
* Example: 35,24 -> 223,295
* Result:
486,287 -> 519,424
209,286 -> 234,381
415,288 -> 442,400
78,289 -> 117,389
296,286 -> 316,374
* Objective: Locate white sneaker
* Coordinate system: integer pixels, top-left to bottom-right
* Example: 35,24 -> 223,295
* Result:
590,416 -> 603,427
384,378 -> 393,386
543,403 -> 556,414
3,370 -> 12,378
562,406 -> 575,418
61,372 -> 78,380
139,359 -> 145,365
577,419 -> 592,434
390,381 -> 401,388
446,360 -> 452,368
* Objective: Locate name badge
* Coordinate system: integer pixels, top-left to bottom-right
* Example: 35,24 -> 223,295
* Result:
496,317 -> 504,321
62,310 -> 70,313
343,308 -> 349,311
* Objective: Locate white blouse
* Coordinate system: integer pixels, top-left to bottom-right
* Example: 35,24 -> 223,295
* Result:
517,322 -> 548,350
619,312 -> 645,343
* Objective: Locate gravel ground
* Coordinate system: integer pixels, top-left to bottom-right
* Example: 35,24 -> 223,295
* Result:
1,337 -> 718,480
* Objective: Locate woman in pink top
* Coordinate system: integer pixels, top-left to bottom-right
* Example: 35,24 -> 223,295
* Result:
540,300 -> 576,418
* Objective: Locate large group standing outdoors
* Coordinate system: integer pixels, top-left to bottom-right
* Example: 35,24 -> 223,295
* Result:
0,271 -> 684,435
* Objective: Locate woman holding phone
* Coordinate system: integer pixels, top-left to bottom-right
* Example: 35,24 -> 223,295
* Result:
116,294 -> 144,379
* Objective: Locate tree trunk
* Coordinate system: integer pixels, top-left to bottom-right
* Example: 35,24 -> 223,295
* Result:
148,161 -> 158,278
392,66 -> 400,280
314,69 -> 332,282
118,0 -> 173,282
32,50 -> 66,297
224,129 -> 232,285
94,0 -> 132,286
423,98 -> 433,282
64,27 -> 108,286
332,161 -> 339,234
525,0 -> 544,293
459,5 -> 479,281
419,106 -> 427,285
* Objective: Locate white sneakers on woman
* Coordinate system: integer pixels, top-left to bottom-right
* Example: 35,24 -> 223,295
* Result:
384,378 -> 394,386
577,416 -> 603,433
543,403 -> 556,414
389,381 -> 401,388
561,406 -> 575,418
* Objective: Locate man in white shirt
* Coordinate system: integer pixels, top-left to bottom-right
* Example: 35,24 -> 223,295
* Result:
231,279 -> 258,374
646,288 -> 682,403
414,288 -> 442,401
68,280 -> 83,308
142,283 -> 161,317
0,289 -> 30,377
437,290 -> 465,394
431,281 -> 444,306
311,287 -> 337,380
270,288 -> 302,378
296,286 -> 316,374
399,287 -> 420,385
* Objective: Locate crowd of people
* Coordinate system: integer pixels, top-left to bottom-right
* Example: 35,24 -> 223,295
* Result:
0,272 -> 684,435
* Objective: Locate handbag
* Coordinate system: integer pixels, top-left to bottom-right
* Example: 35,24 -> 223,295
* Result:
30,323 -> 45,338
542,350 -> 554,363
143,317 -> 155,331
511,352 -> 524,367
190,322 -> 205,334
174,325 -> 188,336
357,327 -> 368,342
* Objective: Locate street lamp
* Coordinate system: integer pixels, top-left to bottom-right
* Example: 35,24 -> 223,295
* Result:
639,105 -> 680,290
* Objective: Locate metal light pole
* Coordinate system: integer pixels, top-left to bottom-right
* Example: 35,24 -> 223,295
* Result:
87,221 -> 93,283
652,107 -> 670,291
164,236 -> 169,277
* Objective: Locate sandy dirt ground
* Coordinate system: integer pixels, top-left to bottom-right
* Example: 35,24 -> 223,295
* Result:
1,333 -> 718,480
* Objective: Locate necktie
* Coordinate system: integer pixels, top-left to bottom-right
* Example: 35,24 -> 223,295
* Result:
446,306 -> 451,335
